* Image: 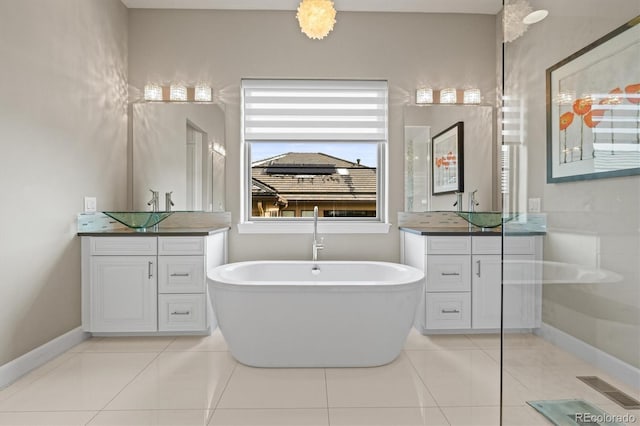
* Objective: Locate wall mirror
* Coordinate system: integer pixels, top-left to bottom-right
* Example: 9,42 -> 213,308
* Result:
132,103 -> 226,212
403,105 -> 496,212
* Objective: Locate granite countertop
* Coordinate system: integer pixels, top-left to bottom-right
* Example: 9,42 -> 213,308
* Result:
399,226 -> 546,236
77,226 -> 230,237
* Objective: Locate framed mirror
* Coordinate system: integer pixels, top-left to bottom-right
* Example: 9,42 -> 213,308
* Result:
132,103 -> 226,212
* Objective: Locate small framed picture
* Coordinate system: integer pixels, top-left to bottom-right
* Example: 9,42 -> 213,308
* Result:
432,121 -> 464,195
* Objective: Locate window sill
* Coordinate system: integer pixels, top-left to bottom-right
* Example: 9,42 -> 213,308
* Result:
237,221 -> 392,234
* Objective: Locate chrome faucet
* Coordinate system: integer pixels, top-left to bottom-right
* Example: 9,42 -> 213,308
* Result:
147,189 -> 159,212
165,191 -> 174,212
312,206 -> 324,262
453,192 -> 463,212
468,189 -> 479,213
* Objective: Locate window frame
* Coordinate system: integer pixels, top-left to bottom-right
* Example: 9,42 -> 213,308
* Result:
238,79 -> 390,234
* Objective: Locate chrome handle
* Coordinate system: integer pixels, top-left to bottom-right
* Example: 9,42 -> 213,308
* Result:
442,309 -> 460,314
441,272 -> 460,276
148,261 -> 154,279
476,260 -> 481,277
171,311 -> 191,315
170,273 -> 190,277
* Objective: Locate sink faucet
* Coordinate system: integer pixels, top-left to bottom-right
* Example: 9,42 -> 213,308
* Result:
312,206 -> 324,262
453,192 -> 463,212
468,189 -> 479,213
165,191 -> 174,212
147,189 -> 159,212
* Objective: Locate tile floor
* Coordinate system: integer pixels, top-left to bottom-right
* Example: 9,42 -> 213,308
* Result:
0,330 -> 638,425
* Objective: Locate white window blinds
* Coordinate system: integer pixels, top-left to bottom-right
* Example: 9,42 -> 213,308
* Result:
242,79 -> 388,142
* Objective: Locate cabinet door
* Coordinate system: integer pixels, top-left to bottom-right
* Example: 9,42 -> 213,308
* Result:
503,254 -> 538,329
471,254 -> 502,329
89,256 -> 157,332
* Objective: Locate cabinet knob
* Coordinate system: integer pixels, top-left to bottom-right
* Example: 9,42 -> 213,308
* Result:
441,309 -> 460,314
441,272 -> 460,276
171,311 -> 191,316
170,273 -> 190,277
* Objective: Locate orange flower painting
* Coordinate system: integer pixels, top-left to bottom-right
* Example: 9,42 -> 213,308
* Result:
559,111 -> 574,163
625,83 -> 640,143
573,97 -> 592,115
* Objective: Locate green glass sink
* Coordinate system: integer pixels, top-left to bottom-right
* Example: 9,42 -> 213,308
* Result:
456,211 -> 516,229
103,211 -> 173,230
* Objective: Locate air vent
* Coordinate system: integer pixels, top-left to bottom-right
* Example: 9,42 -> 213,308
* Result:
577,376 -> 640,410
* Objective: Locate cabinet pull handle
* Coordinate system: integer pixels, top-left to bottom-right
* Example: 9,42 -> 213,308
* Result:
170,273 -> 190,277
441,272 -> 460,276
171,311 -> 191,315
148,261 -> 154,279
476,260 -> 481,277
441,309 -> 460,314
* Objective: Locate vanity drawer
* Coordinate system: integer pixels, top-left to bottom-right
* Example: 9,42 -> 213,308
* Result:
504,236 -> 536,255
426,255 -> 471,292
158,237 -> 205,255
472,236 -> 502,254
426,292 -> 471,329
158,256 -> 205,293
90,237 -> 157,256
425,236 -> 471,255
158,294 -> 206,331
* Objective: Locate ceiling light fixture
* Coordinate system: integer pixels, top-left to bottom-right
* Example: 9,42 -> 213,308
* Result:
296,0 -> 336,40
503,0 -> 548,42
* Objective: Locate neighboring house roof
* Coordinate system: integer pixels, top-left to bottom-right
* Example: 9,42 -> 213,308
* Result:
252,152 -> 376,202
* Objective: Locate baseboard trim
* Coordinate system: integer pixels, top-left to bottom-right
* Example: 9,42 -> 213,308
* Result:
535,322 -> 640,391
0,327 -> 89,389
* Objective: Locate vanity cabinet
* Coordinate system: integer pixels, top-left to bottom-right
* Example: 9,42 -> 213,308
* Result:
81,232 -> 227,335
401,232 -> 542,333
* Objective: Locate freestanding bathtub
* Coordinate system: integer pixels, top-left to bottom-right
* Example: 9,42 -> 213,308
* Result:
207,261 -> 424,367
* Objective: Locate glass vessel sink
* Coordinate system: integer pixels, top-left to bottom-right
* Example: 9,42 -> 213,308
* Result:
455,211 -> 516,230
103,211 -> 173,231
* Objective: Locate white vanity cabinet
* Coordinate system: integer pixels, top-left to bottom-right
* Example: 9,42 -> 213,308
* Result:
401,231 -> 542,333
81,231 -> 227,335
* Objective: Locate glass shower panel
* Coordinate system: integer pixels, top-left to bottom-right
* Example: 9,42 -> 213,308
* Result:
501,1 -> 640,425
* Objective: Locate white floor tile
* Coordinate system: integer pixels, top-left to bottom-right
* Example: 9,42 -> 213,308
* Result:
105,351 -> 236,410
0,353 -> 156,411
216,365 -> 327,409
0,411 -> 97,426
0,352 -> 79,402
77,336 -> 175,353
404,329 -> 478,351
326,354 -> 437,408
502,405 -> 552,425
466,333 -> 551,350
165,329 -> 228,352
406,350 -> 500,406
209,408 -> 328,425
440,406 -> 500,426
329,407 -> 450,425
88,409 -> 211,425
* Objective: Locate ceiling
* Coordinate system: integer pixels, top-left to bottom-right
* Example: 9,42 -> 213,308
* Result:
120,0 -> 503,15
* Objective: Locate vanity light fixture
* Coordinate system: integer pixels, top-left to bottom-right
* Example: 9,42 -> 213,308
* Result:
416,88 -> 434,104
440,88 -> 457,104
463,88 -> 481,104
296,0 -> 337,40
194,84 -> 212,102
144,83 -> 163,101
169,84 -> 187,101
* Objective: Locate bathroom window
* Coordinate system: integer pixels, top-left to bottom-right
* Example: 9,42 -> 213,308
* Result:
239,79 -> 389,233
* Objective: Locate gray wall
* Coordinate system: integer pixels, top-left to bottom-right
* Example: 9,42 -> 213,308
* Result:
0,0 -> 128,366
504,0 -> 640,367
128,10 -> 498,263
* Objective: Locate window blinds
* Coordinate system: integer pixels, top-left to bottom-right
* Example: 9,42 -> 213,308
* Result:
242,79 -> 388,142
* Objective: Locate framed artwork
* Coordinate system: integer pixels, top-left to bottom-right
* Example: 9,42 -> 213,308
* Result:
546,16 -> 640,183
432,121 -> 464,195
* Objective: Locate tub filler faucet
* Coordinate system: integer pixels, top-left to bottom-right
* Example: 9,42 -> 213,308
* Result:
312,206 -> 324,262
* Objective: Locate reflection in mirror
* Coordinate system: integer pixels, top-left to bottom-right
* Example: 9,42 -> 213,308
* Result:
133,103 -> 225,212
403,105 -> 496,212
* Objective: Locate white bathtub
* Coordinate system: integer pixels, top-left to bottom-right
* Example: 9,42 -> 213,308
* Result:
207,261 -> 424,367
